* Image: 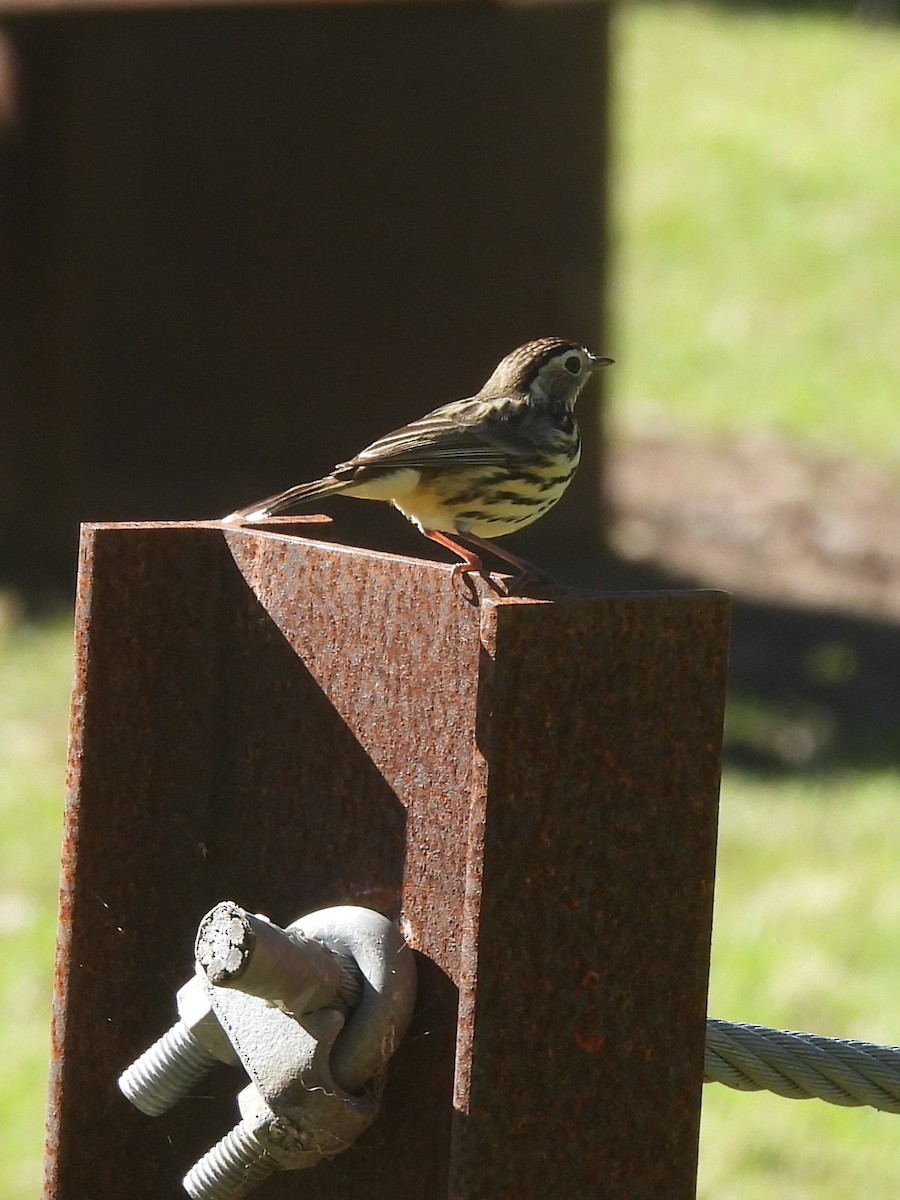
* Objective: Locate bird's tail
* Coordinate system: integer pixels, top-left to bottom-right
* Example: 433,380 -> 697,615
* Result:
222,475 -> 347,524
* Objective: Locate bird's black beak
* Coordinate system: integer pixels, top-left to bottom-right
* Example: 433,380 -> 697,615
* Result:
590,354 -> 614,370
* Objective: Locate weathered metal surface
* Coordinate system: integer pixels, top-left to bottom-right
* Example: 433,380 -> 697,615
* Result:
44,520 -> 729,1199
453,594 -> 730,1197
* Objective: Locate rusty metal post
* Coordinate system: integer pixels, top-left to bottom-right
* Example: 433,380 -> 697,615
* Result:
43,521 -> 729,1199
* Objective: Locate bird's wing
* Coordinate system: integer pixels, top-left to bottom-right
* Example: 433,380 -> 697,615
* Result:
224,397 -> 539,523
340,399 -> 533,474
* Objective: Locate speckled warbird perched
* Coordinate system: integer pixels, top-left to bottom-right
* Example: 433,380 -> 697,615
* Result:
223,337 -> 613,582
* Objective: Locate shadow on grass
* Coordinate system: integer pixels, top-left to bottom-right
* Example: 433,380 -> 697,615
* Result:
592,553 -> 900,775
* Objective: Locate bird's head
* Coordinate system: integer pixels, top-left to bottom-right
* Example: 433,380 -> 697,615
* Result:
484,337 -> 613,406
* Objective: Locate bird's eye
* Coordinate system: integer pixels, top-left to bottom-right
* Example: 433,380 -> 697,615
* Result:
564,355 -> 582,375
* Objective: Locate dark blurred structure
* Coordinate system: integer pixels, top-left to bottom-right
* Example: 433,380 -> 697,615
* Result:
0,0 -> 612,595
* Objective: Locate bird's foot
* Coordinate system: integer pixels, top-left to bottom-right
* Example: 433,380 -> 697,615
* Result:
501,567 -> 570,599
449,562 -> 508,604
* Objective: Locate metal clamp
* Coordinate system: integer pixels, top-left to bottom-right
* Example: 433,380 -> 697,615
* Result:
118,902 -> 417,1200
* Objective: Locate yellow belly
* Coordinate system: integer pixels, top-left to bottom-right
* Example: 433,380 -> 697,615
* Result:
348,458 -> 578,538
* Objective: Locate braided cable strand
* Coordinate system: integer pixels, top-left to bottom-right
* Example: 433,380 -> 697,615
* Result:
705,1020 -> 900,1114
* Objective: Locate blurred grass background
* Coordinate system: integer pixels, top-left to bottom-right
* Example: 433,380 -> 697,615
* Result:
2,2 -> 899,1196
610,4 -> 900,1197
610,1 -> 900,466
0,614 -> 71,1197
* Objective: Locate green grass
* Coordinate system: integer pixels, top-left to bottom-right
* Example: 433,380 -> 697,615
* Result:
702,771 -> 900,1199
610,1 -> 900,465
0,612 -> 72,1197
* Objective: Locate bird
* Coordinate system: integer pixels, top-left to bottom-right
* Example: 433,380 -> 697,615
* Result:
223,337 -> 613,584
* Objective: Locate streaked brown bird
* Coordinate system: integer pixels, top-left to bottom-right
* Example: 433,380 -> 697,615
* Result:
223,337 -> 613,582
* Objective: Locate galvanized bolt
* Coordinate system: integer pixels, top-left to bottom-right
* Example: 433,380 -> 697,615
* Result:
182,1111 -> 275,1200
195,900 -> 362,1014
183,1079 -> 325,1200
118,1018 -> 219,1116
118,974 -> 238,1115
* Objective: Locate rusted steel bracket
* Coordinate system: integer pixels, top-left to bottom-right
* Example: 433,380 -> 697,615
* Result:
43,520 -> 730,1199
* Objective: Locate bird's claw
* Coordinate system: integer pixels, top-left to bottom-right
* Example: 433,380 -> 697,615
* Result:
450,563 -> 509,604
501,568 -> 567,599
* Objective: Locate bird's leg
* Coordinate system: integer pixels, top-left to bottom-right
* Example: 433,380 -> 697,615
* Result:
424,530 -> 485,584
454,532 -> 555,591
425,530 -> 557,599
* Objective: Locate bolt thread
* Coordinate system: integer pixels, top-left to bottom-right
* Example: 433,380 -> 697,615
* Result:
118,1020 -> 218,1116
183,1120 -> 276,1200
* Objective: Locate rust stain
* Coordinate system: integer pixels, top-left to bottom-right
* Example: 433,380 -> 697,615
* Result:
573,1030 -> 607,1055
